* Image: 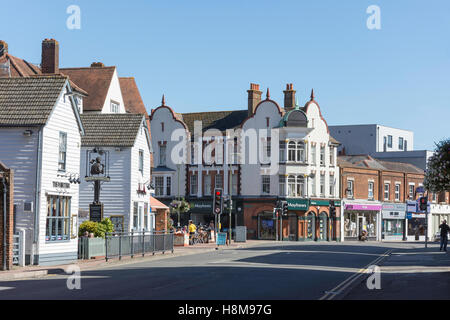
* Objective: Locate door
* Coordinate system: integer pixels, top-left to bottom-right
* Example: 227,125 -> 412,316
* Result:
358,216 -> 367,238
306,212 -> 316,240
288,215 -> 298,241
319,212 -> 328,240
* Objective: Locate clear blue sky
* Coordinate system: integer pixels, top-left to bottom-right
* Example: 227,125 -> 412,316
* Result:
1,0 -> 449,150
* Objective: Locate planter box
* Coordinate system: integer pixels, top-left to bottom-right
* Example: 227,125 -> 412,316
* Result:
174,233 -> 189,246
78,237 -> 106,259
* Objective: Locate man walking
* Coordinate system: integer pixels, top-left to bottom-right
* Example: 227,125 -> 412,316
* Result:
439,220 -> 450,252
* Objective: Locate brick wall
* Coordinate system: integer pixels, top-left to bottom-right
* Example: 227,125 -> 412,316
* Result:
0,166 -> 13,271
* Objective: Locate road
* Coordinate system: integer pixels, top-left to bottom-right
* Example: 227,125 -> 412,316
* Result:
0,241 -> 446,300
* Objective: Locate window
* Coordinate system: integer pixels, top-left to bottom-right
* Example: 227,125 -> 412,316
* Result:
384,183 -> 390,200
387,135 -> 393,148
45,195 -> 71,241
266,139 -> 271,158
110,101 -> 120,113
279,175 -> 286,196
347,180 -> 354,198
133,202 -> 139,230
155,176 -> 164,196
288,175 -> 296,197
215,174 -> 223,189
144,203 -> 149,230
368,182 -> 374,200
311,145 -> 316,165
383,136 -> 387,151
320,174 -> 325,197
279,141 -> 286,162
139,149 -> 144,174
262,175 -> 270,194
329,174 -> 335,197
311,175 -> 317,197
296,142 -> 305,163
296,176 -> 305,197
399,137 -> 404,150
409,185 -> 415,200
329,146 -> 335,166
404,140 -> 408,151
320,146 -> 325,166
190,174 -> 198,195
432,193 -> 437,203
161,122 -> 165,132
288,141 -> 296,161
204,175 -> 211,196
395,184 -> 400,201
166,176 -> 171,196
159,145 -> 166,166
232,173 -> 238,195
58,132 -> 67,172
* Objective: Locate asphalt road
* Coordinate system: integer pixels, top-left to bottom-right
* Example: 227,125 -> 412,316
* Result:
0,241 -> 409,300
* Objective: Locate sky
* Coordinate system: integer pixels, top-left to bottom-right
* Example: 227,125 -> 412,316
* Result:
1,0 -> 449,150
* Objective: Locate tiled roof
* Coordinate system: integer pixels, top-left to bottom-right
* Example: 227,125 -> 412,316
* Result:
376,159 -> 424,174
60,66 -> 115,111
179,110 -> 248,133
338,155 -> 424,174
80,113 -> 145,147
0,76 -> 67,126
0,53 -> 88,96
150,196 -> 169,210
119,77 -> 148,116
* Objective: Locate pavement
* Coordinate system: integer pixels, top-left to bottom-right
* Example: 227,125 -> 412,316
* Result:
0,240 -> 448,300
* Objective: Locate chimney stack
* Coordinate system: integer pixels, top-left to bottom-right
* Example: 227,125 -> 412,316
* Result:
90,62 -> 105,68
283,83 -> 296,111
41,39 -> 59,74
247,83 -> 262,116
0,41 -> 8,56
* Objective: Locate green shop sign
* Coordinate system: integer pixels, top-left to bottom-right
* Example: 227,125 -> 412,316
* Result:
190,200 -> 235,213
309,200 -> 341,207
287,199 -> 309,210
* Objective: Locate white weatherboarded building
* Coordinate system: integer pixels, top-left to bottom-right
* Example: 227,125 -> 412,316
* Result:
0,76 -> 84,265
79,113 -> 152,232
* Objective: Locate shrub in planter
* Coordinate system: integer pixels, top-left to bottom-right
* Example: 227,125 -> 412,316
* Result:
78,218 -> 114,238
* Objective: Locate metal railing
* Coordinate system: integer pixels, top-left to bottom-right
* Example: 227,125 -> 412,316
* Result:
105,230 -> 174,262
12,234 -> 19,265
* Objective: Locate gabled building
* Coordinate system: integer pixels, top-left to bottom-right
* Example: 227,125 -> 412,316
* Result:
150,83 -> 341,241
0,76 -> 84,266
78,113 -> 152,232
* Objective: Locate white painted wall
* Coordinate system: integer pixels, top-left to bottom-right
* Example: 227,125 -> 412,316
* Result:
100,68 -> 126,114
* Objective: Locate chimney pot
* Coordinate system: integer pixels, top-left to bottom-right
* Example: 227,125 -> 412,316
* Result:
41,39 -> 59,74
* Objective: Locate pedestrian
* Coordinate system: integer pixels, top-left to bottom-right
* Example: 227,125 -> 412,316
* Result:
188,220 -> 197,245
439,220 -> 450,252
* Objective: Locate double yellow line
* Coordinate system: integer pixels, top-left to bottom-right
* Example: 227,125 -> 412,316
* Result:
319,249 -> 393,300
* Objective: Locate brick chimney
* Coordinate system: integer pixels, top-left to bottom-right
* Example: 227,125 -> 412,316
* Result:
283,83 -> 296,111
41,39 -> 59,74
247,83 -> 262,116
0,41 -> 8,56
91,62 -> 105,68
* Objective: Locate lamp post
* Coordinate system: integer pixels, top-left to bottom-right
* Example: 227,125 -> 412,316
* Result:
228,163 -> 232,245
177,164 -> 181,228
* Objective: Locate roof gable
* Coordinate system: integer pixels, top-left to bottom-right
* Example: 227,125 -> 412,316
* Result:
119,77 -> 148,116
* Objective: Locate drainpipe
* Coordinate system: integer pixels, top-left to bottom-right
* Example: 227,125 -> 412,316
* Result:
33,129 -> 43,264
2,176 -> 7,270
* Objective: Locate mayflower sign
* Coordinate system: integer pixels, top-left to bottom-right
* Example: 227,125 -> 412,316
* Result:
424,138 -> 450,192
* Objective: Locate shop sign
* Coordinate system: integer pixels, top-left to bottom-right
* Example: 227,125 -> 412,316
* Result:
190,200 -> 235,212
406,200 -> 430,214
382,210 -> 405,219
309,200 -> 342,207
407,213 -> 426,219
345,204 -> 382,211
287,199 -> 309,210
53,181 -> 70,189
382,203 -> 406,211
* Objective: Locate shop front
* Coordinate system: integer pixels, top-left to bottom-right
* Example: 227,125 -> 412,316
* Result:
381,203 -> 406,241
343,202 -> 381,241
406,200 -> 430,241
430,204 -> 450,241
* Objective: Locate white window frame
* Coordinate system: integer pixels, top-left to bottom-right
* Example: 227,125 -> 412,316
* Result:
368,181 -> 374,200
384,183 -> 390,201
395,183 -> 400,201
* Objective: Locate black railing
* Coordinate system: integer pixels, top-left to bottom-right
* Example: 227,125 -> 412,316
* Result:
105,230 -> 174,262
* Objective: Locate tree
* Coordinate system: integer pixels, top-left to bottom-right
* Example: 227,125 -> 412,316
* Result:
424,138 -> 450,192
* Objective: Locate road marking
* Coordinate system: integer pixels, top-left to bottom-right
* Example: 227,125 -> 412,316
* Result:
0,287 -> 14,291
319,249 -> 393,301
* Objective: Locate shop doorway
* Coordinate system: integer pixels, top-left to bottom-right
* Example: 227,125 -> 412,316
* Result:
258,213 -> 276,240
318,212 -> 328,241
288,214 -> 298,241
306,212 -> 316,241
